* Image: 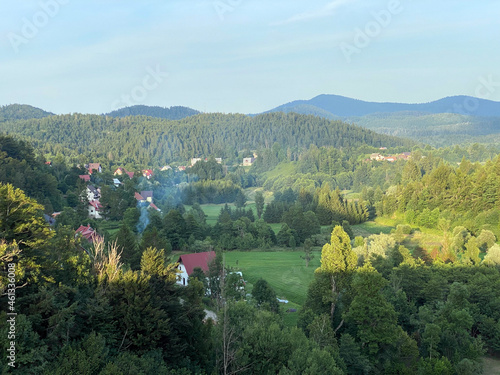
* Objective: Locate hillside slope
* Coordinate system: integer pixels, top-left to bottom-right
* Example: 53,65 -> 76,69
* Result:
0,112 -> 414,165
106,105 -> 200,120
0,104 -> 54,120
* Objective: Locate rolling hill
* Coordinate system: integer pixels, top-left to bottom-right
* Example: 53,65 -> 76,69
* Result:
265,94 -> 500,118
106,105 -> 200,120
263,95 -> 500,146
0,104 -> 54,120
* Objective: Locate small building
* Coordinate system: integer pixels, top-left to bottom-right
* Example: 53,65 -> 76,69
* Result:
243,157 -> 255,166
79,174 -> 91,182
87,163 -> 102,174
88,200 -> 103,219
369,153 -> 385,161
113,178 -> 122,187
75,225 -> 102,243
87,185 -> 100,201
113,167 -> 126,176
160,165 -> 172,171
142,169 -> 153,179
140,191 -> 153,202
385,156 -> 396,162
191,158 -> 202,166
114,168 -> 135,179
215,158 -> 222,164
178,166 -> 186,171
176,251 -> 216,286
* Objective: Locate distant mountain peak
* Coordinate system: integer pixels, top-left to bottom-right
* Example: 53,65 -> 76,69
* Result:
0,104 -> 54,120
264,94 -> 500,118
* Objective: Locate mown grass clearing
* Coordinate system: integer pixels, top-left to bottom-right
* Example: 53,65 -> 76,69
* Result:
352,220 -> 395,237
263,162 -> 297,180
483,356 -> 500,374
223,250 -> 321,307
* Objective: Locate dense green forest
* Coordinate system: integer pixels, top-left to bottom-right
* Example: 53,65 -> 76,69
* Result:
0,111 -> 414,166
2,110 -> 500,373
106,105 -> 200,120
0,104 -> 53,121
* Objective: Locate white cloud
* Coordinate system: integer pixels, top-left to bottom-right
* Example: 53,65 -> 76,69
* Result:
271,0 -> 354,26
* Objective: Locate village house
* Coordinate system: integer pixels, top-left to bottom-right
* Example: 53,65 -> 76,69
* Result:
191,158 -> 202,166
87,163 -> 102,174
134,191 -> 160,211
176,251 -> 216,286
142,169 -> 153,179
88,200 -> 103,219
398,152 -> 411,160
79,174 -> 91,182
140,190 -> 153,202
243,157 -> 255,166
178,166 -> 186,171
87,185 -> 100,201
370,153 -> 385,161
75,225 -> 102,243
160,165 -> 172,171
114,168 -> 135,179
113,167 -> 126,175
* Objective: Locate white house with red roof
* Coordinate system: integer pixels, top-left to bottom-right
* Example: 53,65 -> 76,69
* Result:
176,251 -> 216,286
88,200 -> 103,219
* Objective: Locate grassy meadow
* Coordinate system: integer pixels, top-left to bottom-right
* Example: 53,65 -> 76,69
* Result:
223,249 -> 321,327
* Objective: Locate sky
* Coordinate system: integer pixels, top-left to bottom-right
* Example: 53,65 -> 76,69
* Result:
0,0 -> 499,115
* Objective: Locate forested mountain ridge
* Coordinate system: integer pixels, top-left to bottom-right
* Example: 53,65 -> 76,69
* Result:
0,104 -> 54,120
263,95 -> 500,147
266,94 -> 500,117
0,112 -> 415,166
106,105 -> 200,119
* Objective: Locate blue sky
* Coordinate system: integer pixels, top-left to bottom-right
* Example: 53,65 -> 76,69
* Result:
0,0 -> 499,114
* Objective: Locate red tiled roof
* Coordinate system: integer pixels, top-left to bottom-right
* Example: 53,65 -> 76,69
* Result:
177,251 -> 216,276
135,192 -> 144,201
126,171 -> 135,179
89,200 -> 102,210
75,225 -> 102,243
79,175 -> 91,182
149,203 -> 160,211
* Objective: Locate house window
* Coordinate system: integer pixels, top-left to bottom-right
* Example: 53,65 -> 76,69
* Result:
183,278 -> 186,286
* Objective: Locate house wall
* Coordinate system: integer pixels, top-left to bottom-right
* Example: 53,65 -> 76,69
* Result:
177,263 -> 189,286
88,205 -> 102,219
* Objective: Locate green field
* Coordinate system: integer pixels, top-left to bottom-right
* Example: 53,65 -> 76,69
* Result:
352,220 -> 395,237
224,250 -> 321,326
223,250 -> 320,306
483,356 -> 500,374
